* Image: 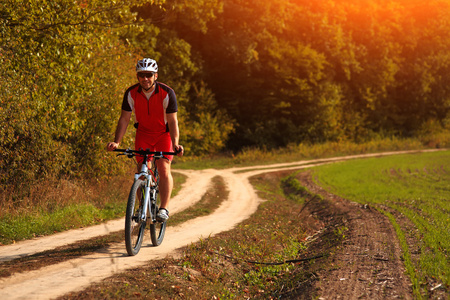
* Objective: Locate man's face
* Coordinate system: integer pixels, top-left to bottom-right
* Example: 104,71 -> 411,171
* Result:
137,72 -> 158,91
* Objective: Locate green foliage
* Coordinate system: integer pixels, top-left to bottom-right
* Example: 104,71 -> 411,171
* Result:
161,0 -> 450,149
183,82 -> 235,154
281,174 -> 309,203
2,0 -> 450,190
125,1 -> 235,155
165,0 -> 224,34
1,0 -> 235,190
0,0 -> 154,185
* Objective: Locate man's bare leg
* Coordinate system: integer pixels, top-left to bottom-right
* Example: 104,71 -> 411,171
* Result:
155,159 -> 173,210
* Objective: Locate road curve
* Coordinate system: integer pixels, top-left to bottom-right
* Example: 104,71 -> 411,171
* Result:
0,149 -> 443,299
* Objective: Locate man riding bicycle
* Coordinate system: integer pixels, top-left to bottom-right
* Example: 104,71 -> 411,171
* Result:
106,58 -> 184,222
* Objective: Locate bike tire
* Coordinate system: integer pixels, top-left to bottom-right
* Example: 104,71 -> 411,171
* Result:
150,219 -> 167,246
149,168 -> 166,246
125,179 -> 147,256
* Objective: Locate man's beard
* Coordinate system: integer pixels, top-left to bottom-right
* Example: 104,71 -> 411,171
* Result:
143,82 -> 155,91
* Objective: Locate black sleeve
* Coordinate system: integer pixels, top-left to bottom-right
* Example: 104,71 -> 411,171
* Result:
166,87 -> 178,113
121,85 -> 137,112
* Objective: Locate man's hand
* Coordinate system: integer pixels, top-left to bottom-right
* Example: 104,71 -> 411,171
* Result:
174,144 -> 184,156
106,142 -> 119,151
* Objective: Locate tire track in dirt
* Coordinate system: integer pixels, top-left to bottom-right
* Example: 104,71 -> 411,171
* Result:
0,169 -> 262,299
298,174 -> 413,299
0,169 -> 214,263
0,149 -> 443,299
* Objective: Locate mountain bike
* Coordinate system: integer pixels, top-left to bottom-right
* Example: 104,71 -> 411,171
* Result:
114,148 -> 178,256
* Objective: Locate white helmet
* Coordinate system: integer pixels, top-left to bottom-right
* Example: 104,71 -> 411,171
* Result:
136,58 -> 158,72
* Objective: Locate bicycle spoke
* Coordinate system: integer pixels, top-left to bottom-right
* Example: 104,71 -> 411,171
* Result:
125,179 -> 147,256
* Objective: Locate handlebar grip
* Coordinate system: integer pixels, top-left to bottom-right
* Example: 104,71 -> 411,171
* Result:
113,148 -> 129,152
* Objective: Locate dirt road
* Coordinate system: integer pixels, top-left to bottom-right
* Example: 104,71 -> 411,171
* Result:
0,150 -> 437,299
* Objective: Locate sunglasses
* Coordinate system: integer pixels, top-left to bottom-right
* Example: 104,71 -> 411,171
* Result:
138,72 -> 154,78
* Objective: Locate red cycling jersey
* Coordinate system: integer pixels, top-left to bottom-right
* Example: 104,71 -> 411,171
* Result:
121,82 -> 178,134
121,82 -> 178,161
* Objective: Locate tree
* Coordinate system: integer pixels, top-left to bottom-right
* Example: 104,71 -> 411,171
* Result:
0,0 -> 162,184
127,0 -> 235,154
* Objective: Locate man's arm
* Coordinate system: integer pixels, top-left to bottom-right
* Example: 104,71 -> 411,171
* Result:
167,112 -> 184,156
106,110 -> 132,151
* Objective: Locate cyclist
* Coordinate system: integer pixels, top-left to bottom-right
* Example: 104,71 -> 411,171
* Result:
106,58 -> 184,222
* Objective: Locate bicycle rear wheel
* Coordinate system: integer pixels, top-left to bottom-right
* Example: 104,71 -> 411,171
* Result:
150,218 -> 167,246
125,179 -> 146,256
150,186 -> 166,246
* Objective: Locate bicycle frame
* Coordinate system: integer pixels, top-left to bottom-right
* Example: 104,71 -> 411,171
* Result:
135,153 -> 157,224
114,148 -> 177,223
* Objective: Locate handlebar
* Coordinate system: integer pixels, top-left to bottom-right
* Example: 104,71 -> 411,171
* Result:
113,148 -> 181,158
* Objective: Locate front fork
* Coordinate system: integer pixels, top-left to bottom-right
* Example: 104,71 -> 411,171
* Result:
135,161 -> 157,223
141,186 -> 157,219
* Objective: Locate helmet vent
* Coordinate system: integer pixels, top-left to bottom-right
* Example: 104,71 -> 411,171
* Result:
136,58 -> 158,72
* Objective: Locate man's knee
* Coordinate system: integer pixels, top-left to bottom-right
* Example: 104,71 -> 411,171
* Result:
156,160 -> 171,176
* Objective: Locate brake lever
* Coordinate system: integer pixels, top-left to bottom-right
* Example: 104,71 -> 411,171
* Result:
115,148 -> 133,158
124,148 -> 134,158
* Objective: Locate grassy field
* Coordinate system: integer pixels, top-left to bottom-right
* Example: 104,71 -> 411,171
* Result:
313,150 -> 450,298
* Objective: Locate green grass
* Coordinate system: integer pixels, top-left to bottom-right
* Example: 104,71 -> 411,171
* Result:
0,172 -> 187,245
0,203 -> 124,244
313,150 -> 450,298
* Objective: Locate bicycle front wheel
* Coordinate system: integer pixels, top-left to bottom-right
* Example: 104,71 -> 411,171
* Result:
125,179 -> 147,256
